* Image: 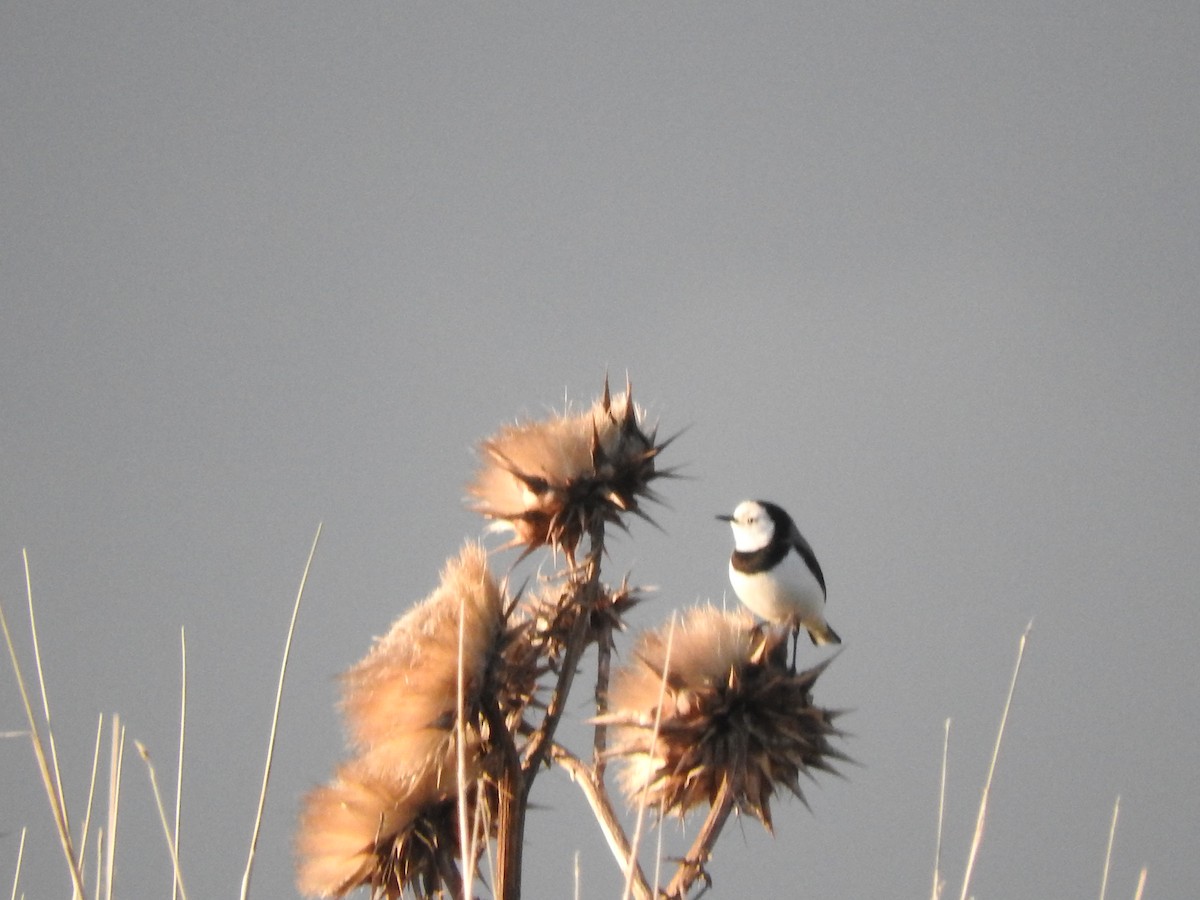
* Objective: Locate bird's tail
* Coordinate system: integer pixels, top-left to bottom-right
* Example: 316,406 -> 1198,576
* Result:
807,620 -> 842,646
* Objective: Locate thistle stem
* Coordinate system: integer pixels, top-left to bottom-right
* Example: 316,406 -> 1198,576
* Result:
664,779 -> 735,899
484,695 -> 526,900
435,845 -> 466,900
500,519 -> 606,900
520,523 -> 605,783
593,620 -> 613,778
553,744 -> 653,900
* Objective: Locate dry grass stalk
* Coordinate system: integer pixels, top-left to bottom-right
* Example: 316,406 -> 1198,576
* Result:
76,713 -> 105,879
932,718 -> 951,900
0,559 -> 86,899
104,714 -> 125,900
135,741 -> 189,900
455,595 -> 477,900
1099,795 -> 1119,900
174,627 -> 187,900
8,826 -> 26,900
958,622 -> 1031,900
241,522 -> 322,900
24,553 -> 75,867
622,613 -> 676,900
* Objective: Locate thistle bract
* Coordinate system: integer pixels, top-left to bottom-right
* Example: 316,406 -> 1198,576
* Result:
468,378 -> 672,560
605,606 -> 846,830
297,544 -> 534,897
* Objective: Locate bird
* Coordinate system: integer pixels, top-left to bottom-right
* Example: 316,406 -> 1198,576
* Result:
718,499 -> 841,667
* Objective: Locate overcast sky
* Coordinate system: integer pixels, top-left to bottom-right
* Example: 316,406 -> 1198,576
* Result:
3,2 -> 1198,897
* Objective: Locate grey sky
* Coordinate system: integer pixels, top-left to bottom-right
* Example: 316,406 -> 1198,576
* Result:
3,2 -> 1198,897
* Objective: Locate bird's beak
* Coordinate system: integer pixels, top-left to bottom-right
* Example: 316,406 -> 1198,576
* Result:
716,514 -> 734,522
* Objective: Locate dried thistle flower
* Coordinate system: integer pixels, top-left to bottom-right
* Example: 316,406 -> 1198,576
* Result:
468,377 -> 674,561
604,606 -> 845,831
298,543 -> 531,897
340,543 -> 510,780
296,755 -> 491,899
518,573 -> 645,670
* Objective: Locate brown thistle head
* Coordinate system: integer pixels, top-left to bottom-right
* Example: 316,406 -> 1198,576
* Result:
468,376 -> 675,561
604,606 -> 846,831
295,754 -> 494,898
338,543 -> 511,779
297,544 -> 539,897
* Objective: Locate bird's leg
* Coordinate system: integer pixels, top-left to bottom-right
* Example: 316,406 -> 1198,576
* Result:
789,626 -> 800,673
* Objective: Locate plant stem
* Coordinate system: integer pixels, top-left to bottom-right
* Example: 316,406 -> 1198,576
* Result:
496,520 -> 609,900
240,524 -> 321,900
553,744 -> 653,900
485,694 -> 526,900
593,620 -> 613,779
664,779 -> 735,900
520,521 -> 606,784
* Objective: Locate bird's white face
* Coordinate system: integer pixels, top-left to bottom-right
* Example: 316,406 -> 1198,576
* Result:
727,500 -> 775,553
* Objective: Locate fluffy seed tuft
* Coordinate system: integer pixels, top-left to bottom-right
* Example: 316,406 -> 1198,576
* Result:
297,543 -> 533,897
468,377 -> 674,561
339,543 -> 506,779
604,606 -> 846,830
295,756 -> 492,899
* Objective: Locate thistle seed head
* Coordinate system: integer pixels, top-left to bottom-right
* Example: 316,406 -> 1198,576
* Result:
468,377 -> 673,560
340,543 -> 507,780
605,606 -> 845,830
514,573 -> 645,675
298,543 -> 529,897
296,755 -> 493,898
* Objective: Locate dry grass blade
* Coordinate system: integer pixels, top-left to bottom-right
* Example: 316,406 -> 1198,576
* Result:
8,826 -> 26,900
174,627 -> 187,900
652,795 -> 666,898
92,829 -> 103,900
23,551 -> 74,850
455,595 -> 477,900
240,522 -> 322,900
76,713 -> 104,878
623,613 -> 676,900
135,741 -> 189,900
931,718 -> 951,900
958,622 -> 1031,900
104,715 -> 126,900
1132,867 -> 1147,899
0,568 -> 86,899
1099,795 -> 1119,900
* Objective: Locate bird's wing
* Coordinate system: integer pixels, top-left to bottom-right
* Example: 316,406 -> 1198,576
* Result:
789,526 -> 827,595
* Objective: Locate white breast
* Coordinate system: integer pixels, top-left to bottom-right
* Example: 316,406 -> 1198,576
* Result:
728,550 -> 826,627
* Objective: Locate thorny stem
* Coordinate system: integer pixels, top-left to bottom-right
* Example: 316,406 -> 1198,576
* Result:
434,846 -> 466,900
553,743 -> 653,900
593,619 -> 613,778
499,518 -> 607,900
520,520 -> 606,786
485,695 -> 525,900
664,778 -> 735,900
